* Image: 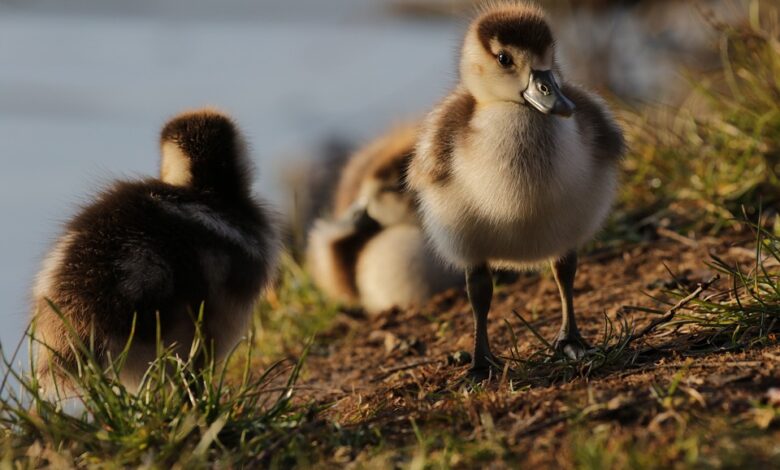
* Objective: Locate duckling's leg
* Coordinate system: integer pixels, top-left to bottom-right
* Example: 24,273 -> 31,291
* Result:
551,251 -> 590,359
466,263 -> 501,379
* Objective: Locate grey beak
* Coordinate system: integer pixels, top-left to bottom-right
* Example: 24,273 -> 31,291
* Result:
522,70 -> 575,117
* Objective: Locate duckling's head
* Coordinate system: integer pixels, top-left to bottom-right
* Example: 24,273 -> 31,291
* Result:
460,2 -> 574,116
334,123 -> 419,230
358,153 -> 417,228
159,109 -> 252,196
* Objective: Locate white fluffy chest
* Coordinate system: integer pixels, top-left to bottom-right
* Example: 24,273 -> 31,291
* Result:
419,105 -> 617,266
456,105 -> 588,220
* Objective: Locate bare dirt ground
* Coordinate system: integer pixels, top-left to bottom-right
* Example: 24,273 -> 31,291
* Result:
288,233 -> 780,466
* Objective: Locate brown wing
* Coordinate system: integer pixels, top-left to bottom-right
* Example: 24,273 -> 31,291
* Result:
408,89 -> 476,188
563,84 -> 625,164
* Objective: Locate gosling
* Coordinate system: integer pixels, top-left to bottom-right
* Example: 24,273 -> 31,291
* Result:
307,123 -> 461,314
32,109 -> 279,393
408,3 -> 624,378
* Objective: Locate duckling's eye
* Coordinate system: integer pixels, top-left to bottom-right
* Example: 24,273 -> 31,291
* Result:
496,51 -> 513,68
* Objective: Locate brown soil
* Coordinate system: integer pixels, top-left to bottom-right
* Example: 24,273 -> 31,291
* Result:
293,234 -> 780,466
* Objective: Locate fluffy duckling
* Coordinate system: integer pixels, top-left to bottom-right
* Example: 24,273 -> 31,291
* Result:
331,123 -> 420,225
307,123 -> 461,314
408,3 -> 625,377
32,109 -> 279,393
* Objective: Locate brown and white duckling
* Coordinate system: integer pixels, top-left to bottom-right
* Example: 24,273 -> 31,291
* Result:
307,123 -> 461,314
408,3 -> 625,377
32,109 -> 279,393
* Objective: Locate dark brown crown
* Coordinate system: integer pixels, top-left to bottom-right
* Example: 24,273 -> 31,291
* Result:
476,5 -> 553,57
160,109 -> 251,197
161,110 -> 238,162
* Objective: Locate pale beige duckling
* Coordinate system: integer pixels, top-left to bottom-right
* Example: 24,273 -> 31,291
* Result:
408,2 -> 625,378
307,123 -> 461,314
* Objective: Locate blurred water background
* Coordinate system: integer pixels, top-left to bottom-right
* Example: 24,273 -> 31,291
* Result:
0,0 -> 744,366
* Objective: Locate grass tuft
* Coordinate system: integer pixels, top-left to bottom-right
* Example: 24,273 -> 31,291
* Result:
661,218 -> 780,350
507,309 -> 637,387
614,0 -> 780,237
509,217 -> 780,388
253,253 -> 340,362
0,302 -> 315,468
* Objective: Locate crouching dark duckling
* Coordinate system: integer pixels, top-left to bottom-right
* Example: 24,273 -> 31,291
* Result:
32,109 -> 279,393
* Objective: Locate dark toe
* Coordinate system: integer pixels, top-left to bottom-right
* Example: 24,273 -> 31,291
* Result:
552,335 -> 590,360
465,366 -> 494,383
466,355 -> 504,382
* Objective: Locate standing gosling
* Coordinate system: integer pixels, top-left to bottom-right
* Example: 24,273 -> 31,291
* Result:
32,109 -> 279,393
408,3 -> 624,378
307,123 -> 461,314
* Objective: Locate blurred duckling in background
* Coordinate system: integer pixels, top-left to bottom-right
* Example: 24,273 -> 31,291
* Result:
307,123 -> 461,314
409,3 -> 625,378
32,109 -> 279,393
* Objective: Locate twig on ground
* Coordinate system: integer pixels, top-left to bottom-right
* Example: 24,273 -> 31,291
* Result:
656,227 -> 700,248
371,358 -> 441,382
514,413 -> 571,437
613,359 -> 764,380
618,275 -> 720,350
515,397 -> 649,437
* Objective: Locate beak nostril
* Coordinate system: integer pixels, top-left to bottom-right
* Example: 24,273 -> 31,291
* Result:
538,83 -> 550,95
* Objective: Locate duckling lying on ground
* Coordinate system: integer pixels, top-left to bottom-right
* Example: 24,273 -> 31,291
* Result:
32,109 -> 279,393
408,2 -> 625,378
307,123 -> 461,314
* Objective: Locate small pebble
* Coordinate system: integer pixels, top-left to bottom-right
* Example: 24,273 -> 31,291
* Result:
447,351 -> 472,366
767,387 -> 780,407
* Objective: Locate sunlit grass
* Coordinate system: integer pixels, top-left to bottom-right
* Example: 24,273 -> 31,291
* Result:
0,303 -> 314,467
252,253 -> 340,362
615,0 -> 780,236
